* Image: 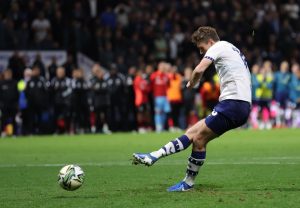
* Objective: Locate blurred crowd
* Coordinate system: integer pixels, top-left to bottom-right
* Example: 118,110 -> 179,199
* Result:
1,0 -> 300,68
250,60 -> 300,129
0,0 -> 300,136
0,57 -> 300,136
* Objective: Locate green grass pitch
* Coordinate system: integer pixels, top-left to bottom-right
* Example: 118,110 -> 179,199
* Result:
1,129 -> 300,208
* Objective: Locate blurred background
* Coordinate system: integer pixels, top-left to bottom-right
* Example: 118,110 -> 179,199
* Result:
0,0 -> 299,136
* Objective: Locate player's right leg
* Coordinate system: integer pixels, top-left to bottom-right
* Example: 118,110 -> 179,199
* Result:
132,133 -> 191,166
132,118 -> 217,165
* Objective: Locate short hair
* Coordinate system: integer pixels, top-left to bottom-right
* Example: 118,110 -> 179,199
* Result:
191,26 -> 220,45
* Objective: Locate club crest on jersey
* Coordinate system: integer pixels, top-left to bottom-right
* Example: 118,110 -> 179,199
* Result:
211,110 -> 218,116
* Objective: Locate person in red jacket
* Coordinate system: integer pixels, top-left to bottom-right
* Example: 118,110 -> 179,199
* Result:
134,69 -> 151,132
150,62 -> 171,132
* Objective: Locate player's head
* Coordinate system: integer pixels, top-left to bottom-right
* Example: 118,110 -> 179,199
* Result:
96,67 -> 105,79
56,67 -> 65,78
251,64 -> 260,74
291,63 -> 300,77
32,65 -> 40,77
280,61 -> 289,73
191,26 -> 220,54
72,68 -> 83,78
3,68 -> 13,80
184,67 -> 193,80
24,68 -> 32,81
157,61 -> 165,72
145,65 -> 153,75
91,63 -> 101,76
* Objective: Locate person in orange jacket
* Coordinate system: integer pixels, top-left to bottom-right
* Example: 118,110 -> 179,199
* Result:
167,65 -> 183,131
200,74 -> 220,117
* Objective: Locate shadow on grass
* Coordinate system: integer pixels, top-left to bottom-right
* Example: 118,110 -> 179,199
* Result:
155,183 -> 223,193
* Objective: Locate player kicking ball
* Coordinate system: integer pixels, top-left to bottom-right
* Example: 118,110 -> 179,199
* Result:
132,26 -> 252,192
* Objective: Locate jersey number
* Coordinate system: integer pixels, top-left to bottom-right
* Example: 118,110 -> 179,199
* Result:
232,47 -> 249,69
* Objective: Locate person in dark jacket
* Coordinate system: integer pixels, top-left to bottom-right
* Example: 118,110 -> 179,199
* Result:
50,67 -> 72,133
90,67 -> 110,133
106,64 -> 126,132
48,56 -> 58,81
70,68 -> 90,133
17,68 -> 32,135
25,65 -> 49,134
32,53 -> 46,77
124,66 -> 137,131
8,51 -> 25,81
0,69 -> 19,136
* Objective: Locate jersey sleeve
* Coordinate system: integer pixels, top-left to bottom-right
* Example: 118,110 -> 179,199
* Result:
203,43 -> 221,62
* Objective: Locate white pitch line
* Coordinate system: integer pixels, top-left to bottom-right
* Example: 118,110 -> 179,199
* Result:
0,161 -> 299,168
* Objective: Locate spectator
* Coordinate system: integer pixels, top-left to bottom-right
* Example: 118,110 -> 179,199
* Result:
256,61 -> 274,129
90,66 -> 110,133
125,66 -> 137,131
274,61 -> 291,108
63,54 -> 76,78
251,64 -> 260,105
167,65 -> 183,131
70,68 -> 90,134
106,64 -> 126,132
145,64 -> 155,130
17,68 -> 32,135
181,67 -> 197,129
134,68 -> 151,133
48,56 -> 58,81
50,67 -> 72,134
25,65 -> 49,134
250,64 -> 261,129
8,51 -> 25,81
31,12 -> 51,43
200,74 -> 220,117
100,6 -> 116,29
285,63 -> 300,128
169,25 -> 185,61
0,69 -> 19,136
150,62 -> 170,132
32,53 -> 46,77
154,34 -> 168,60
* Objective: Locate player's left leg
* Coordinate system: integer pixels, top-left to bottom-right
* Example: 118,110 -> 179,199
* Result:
167,100 -> 251,191
167,119 -> 217,191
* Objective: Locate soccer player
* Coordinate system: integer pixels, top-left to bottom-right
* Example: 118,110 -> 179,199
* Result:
150,62 -> 171,132
132,26 -> 251,192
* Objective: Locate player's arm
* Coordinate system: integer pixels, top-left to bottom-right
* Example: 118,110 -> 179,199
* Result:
186,58 -> 212,89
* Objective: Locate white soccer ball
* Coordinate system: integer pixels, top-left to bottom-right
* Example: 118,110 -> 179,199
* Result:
58,164 -> 85,191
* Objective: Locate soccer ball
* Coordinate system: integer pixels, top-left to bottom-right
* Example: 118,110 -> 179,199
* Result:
58,164 -> 85,191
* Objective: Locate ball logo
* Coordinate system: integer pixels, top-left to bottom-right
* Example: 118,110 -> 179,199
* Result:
211,110 -> 218,116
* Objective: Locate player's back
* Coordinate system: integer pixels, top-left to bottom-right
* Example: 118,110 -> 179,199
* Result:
204,41 -> 251,103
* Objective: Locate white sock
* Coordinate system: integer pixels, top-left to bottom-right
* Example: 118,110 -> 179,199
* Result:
183,152 -> 205,186
150,135 -> 191,159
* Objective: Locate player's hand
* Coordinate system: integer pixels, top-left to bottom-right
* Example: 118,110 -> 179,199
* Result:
186,81 -> 193,89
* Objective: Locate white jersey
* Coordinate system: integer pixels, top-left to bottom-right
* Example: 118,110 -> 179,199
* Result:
204,41 -> 252,103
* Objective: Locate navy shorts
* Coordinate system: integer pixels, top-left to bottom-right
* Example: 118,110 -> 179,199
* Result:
205,99 -> 251,135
